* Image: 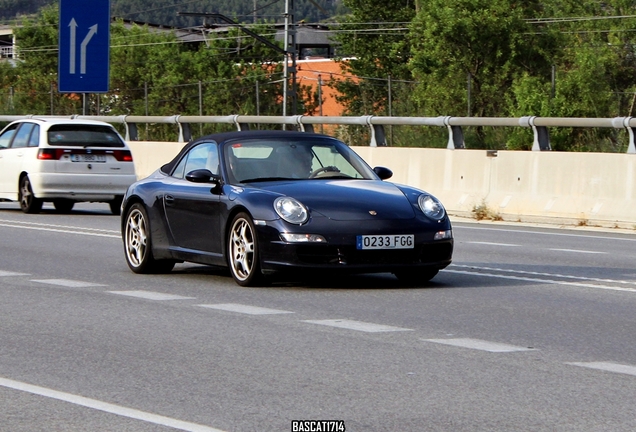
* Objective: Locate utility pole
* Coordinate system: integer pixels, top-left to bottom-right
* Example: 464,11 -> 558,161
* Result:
283,0 -> 297,116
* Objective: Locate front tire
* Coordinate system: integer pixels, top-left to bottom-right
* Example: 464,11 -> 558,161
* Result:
19,175 -> 42,214
124,203 -> 175,274
227,212 -> 264,287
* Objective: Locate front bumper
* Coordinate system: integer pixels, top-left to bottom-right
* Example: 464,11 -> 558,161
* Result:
256,217 -> 453,274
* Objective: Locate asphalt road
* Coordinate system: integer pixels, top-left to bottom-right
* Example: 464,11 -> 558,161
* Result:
1,201 -> 636,431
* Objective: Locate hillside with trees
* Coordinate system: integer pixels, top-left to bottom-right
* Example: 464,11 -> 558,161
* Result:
1,1 -> 636,151
0,0 -> 346,26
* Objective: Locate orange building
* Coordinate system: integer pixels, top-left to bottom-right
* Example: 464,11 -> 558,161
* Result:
296,58 -> 351,117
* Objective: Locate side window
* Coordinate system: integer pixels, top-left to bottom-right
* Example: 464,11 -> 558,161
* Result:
171,143 -> 218,178
28,125 -> 40,147
0,124 -> 19,149
11,123 -> 35,148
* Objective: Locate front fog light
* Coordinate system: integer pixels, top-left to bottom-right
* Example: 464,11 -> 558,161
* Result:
434,230 -> 452,240
280,233 -> 326,243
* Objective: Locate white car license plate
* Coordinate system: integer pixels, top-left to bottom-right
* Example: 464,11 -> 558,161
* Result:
71,154 -> 106,163
356,234 -> 414,250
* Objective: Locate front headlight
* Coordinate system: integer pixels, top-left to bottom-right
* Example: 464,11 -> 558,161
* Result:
418,194 -> 446,220
274,196 -> 309,225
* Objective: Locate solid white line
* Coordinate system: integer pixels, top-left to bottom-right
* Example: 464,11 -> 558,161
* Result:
445,269 -> 636,293
0,219 -> 118,234
0,223 -> 119,238
198,303 -> 294,315
454,224 -> 636,242
423,338 -> 535,353
108,291 -> 196,301
567,362 -> 636,377
549,248 -> 607,254
302,319 -> 413,333
451,264 -> 636,286
32,279 -> 106,288
466,241 -> 520,247
0,377 -> 224,432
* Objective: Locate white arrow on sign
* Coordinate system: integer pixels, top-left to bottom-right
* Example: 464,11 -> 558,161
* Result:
80,24 -> 98,74
68,18 -> 77,74
67,20 -> 98,75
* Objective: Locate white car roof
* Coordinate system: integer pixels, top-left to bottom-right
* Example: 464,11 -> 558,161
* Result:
12,118 -> 116,129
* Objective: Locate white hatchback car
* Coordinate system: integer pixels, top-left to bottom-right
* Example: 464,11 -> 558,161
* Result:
0,118 -> 137,214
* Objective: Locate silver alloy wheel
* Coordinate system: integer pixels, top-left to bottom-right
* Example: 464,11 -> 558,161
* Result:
19,176 -> 42,213
229,217 -> 255,281
125,208 -> 148,268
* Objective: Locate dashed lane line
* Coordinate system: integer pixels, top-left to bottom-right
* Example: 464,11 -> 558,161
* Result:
548,248 -> 607,254
567,362 -> 636,378
302,319 -> 413,333
108,290 -> 196,301
0,270 -> 30,277
0,376 -> 225,432
32,279 -> 106,288
466,241 -> 520,247
198,303 -> 294,315
422,338 -> 536,353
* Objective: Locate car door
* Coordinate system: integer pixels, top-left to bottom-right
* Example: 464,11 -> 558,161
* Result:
163,142 -> 223,255
0,122 -> 32,196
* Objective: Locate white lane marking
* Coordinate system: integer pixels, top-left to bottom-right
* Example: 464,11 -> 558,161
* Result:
198,303 -> 294,315
466,241 -> 520,247
32,279 -> 106,288
108,290 -> 195,301
549,248 -> 607,254
422,338 -> 535,353
0,270 -> 30,277
0,376 -> 224,432
567,362 -> 636,377
0,223 -> 119,238
445,269 -> 636,294
302,319 -> 413,333
452,264 -> 636,286
454,224 -> 636,242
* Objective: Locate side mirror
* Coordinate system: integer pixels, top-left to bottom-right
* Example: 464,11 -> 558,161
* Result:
373,166 -> 393,180
186,169 -> 218,183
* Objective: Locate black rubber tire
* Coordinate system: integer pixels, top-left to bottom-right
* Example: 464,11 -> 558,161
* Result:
53,199 -> 75,213
227,212 -> 264,287
109,195 -> 123,215
123,203 -> 175,274
19,175 -> 43,214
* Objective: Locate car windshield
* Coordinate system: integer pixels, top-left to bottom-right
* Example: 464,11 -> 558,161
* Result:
47,124 -> 125,147
223,137 -> 376,183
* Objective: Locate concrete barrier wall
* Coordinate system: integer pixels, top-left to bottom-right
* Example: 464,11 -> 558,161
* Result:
128,141 -> 636,228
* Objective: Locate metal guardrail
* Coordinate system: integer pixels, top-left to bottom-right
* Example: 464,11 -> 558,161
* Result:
1,114 -> 635,153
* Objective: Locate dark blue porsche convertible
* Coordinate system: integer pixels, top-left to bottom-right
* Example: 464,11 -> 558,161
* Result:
121,130 -> 453,286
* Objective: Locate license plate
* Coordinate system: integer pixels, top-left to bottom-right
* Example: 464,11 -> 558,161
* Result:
71,154 -> 106,163
356,234 -> 414,250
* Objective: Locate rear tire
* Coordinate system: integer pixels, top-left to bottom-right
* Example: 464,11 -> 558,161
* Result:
227,212 -> 264,287
123,203 -> 175,274
19,175 -> 42,214
53,199 -> 75,213
109,195 -> 123,215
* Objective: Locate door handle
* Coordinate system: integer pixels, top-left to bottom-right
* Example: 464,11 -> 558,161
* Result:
164,195 -> 175,206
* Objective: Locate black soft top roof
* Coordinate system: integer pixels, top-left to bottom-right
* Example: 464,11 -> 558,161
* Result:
160,130 -> 337,174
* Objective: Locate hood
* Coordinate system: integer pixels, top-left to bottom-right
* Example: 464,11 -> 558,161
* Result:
260,180 -> 416,221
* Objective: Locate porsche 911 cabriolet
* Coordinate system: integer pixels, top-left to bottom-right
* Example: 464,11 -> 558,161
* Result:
121,130 -> 453,286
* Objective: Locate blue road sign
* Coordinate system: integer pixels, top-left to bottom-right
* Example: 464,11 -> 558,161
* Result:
58,0 -> 110,93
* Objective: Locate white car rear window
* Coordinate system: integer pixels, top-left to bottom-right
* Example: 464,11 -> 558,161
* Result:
47,125 -> 125,147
